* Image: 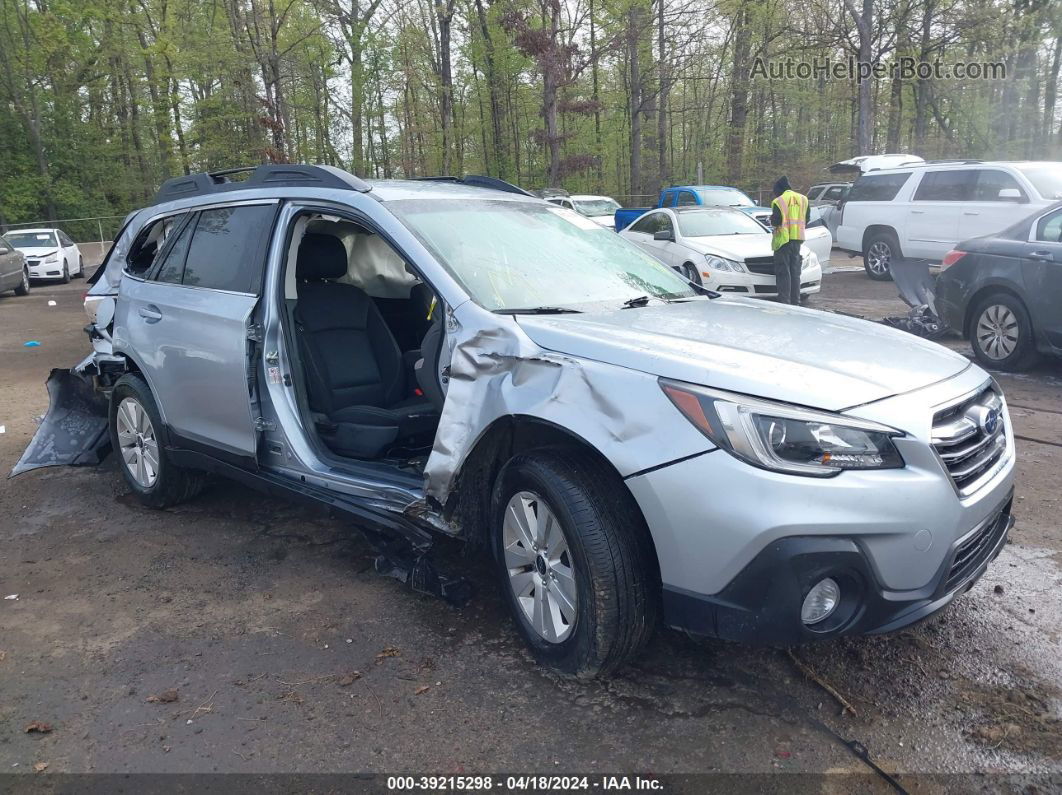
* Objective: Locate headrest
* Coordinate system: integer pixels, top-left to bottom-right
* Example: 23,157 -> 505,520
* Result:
297,233 -> 348,281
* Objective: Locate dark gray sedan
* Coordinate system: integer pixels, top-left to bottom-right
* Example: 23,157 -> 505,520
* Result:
936,201 -> 1062,371
0,235 -> 31,296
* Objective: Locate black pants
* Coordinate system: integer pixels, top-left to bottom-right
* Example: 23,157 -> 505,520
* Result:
774,240 -> 802,305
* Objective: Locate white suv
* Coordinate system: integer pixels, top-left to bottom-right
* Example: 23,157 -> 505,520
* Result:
835,161 -> 1062,280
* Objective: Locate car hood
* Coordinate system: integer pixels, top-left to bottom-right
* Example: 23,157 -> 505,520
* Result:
515,298 -> 970,411
682,234 -> 774,261
588,215 -> 614,226
15,247 -> 58,257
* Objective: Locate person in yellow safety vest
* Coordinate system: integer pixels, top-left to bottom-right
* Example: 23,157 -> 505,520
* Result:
769,176 -> 811,305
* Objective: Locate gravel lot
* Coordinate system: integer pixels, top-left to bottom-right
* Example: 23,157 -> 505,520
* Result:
1,259 -> 1059,786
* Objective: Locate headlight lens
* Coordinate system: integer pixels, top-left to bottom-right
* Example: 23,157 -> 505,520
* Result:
44,252 -> 58,263
704,254 -> 742,273
801,250 -> 818,272
660,379 -> 904,476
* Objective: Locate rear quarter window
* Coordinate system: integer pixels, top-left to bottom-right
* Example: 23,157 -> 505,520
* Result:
846,173 -> 912,202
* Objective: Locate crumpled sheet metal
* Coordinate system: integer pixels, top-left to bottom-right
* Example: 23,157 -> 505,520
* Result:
422,303 -> 710,502
10,369 -> 111,477
883,259 -> 947,340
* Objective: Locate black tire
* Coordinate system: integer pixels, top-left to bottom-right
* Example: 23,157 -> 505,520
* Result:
863,231 -> 898,281
109,374 -> 204,508
490,449 -> 659,677
13,268 -> 30,296
59,260 -> 70,284
680,261 -> 702,286
968,293 -> 1040,372
76,256 -> 85,278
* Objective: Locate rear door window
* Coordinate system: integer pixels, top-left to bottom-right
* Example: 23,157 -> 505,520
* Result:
1035,210 -> 1062,243
629,212 -> 662,235
181,204 -> 276,293
846,173 -> 911,202
151,215 -> 196,284
913,170 -> 977,202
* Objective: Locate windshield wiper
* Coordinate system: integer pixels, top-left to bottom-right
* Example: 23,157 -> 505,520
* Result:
621,295 -> 652,309
494,306 -> 583,315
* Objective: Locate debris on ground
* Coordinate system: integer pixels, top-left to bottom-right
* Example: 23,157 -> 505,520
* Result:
882,305 -> 947,339
993,584 -> 1004,595
22,341 -> 40,347
4,594 -> 18,600
25,722 -> 53,734
375,646 -> 400,663
337,671 -> 362,686
146,689 -> 179,703
787,650 -> 858,717
33,762 -> 48,773
415,685 -> 431,695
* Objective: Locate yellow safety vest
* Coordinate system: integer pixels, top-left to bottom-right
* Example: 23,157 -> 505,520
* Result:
771,190 -> 808,251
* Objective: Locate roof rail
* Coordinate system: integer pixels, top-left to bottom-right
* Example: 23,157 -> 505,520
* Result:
152,164 -> 372,205
415,175 -> 534,197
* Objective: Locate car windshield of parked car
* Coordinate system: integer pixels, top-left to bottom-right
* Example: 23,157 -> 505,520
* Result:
573,198 -> 620,216
391,199 -> 697,311
1015,164 -> 1062,199
6,231 -> 57,248
696,188 -> 755,207
677,209 -> 766,237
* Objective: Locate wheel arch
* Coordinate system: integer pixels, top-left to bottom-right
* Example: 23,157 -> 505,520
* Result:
445,415 -> 661,571
861,224 -> 900,254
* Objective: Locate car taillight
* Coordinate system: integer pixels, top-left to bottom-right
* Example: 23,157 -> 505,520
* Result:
941,250 -> 966,270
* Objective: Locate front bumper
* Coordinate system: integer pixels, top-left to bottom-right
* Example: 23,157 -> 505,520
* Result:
708,265 -> 822,298
661,496 -> 1012,645
28,261 -> 64,280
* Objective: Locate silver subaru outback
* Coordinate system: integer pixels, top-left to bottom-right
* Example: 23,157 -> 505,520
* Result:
16,165 -> 1015,676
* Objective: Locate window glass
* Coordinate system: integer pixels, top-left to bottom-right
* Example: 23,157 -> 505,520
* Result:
391,199 -> 695,311
973,170 -> 1025,202
572,198 -> 620,216
913,170 -> 976,201
695,188 -> 754,207
182,205 -> 274,293
6,231 -> 58,248
823,186 -> 846,201
59,231 -> 74,246
1035,210 -> 1062,244
126,214 -> 187,274
846,173 -> 911,202
152,216 -> 195,284
629,212 -> 663,234
676,191 -> 698,207
677,209 -> 766,237
1015,164 -> 1062,200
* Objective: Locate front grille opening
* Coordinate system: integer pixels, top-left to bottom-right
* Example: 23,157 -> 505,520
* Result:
932,386 -> 1008,496
744,256 -> 776,275
946,505 -> 1010,592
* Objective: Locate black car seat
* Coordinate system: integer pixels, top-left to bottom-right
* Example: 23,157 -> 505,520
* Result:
293,233 -> 438,458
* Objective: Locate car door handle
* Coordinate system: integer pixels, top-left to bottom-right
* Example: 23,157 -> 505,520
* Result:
1027,250 -> 1054,261
138,305 -> 163,323
963,211 -> 979,216
910,210 -> 925,214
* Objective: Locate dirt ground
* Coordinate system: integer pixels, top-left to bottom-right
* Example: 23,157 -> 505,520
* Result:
1,259 -> 1059,787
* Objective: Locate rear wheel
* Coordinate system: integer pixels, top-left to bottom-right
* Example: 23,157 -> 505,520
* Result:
109,375 -> 204,508
863,231 -> 897,281
13,268 -> 30,296
969,293 -> 1039,372
491,449 -> 658,677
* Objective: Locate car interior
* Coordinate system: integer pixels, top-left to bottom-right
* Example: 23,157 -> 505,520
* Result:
282,214 -> 445,465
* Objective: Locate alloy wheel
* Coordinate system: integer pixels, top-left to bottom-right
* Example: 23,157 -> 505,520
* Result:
867,241 -> 891,275
502,490 -> 578,643
976,304 -> 1019,360
116,397 -> 160,488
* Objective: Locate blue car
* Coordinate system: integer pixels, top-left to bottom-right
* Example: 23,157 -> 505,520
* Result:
615,185 -> 773,231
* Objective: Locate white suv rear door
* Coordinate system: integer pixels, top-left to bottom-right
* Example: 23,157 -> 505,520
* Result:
957,169 -> 1034,242
906,169 -> 977,259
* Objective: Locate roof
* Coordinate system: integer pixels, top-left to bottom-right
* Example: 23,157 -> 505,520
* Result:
6,228 -> 59,234
567,194 -> 617,201
862,160 -> 1059,175
669,185 -> 749,192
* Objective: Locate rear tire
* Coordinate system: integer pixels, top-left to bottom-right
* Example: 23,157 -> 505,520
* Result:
863,231 -> 898,281
13,268 -> 30,296
109,374 -> 204,508
968,293 -> 1040,372
491,449 -> 658,677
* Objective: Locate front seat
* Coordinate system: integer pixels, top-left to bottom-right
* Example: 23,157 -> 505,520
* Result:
293,233 -> 438,458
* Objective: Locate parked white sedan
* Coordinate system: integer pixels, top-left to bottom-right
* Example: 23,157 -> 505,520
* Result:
546,194 -> 622,228
620,207 -> 824,300
4,227 -> 84,283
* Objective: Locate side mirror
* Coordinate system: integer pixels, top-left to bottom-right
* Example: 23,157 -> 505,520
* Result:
653,230 -> 674,242
998,187 -> 1025,202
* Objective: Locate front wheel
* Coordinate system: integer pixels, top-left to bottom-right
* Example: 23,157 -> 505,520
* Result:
109,375 -> 204,508
76,256 -> 85,277
680,262 -> 702,286
863,232 -> 897,281
59,260 -> 70,284
969,293 -> 1039,372
14,268 -> 30,296
491,450 -> 658,677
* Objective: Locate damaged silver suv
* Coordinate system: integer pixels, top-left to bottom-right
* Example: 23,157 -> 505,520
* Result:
16,165 -> 1016,676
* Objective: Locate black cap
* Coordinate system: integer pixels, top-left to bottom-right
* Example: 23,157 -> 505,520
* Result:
773,175 -> 792,196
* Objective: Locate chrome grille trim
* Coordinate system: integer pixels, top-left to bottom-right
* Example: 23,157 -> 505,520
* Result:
931,384 -> 1009,497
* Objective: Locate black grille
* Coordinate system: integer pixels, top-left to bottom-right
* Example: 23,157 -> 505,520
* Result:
931,386 -> 1008,496
744,256 -> 776,275
946,506 -> 1009,592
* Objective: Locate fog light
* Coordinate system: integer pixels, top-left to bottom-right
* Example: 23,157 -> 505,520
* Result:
801,578 -> 840,625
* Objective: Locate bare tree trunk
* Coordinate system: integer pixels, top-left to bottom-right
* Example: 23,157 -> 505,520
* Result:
657,0 -> 669,189
437,0 -> 456,173
628,5 -> 643,196
474,0 -> 508,177
843,0 -> 874,155
726,1 -> 750,183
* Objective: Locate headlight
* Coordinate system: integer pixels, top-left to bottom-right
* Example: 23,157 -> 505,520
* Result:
43,252 -> 59,263
660,379 -> 904,476
801,250 -> 818,271
705,254 -> 742,273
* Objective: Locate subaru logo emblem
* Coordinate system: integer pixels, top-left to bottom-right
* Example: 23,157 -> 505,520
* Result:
978,406 -> 1001,435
